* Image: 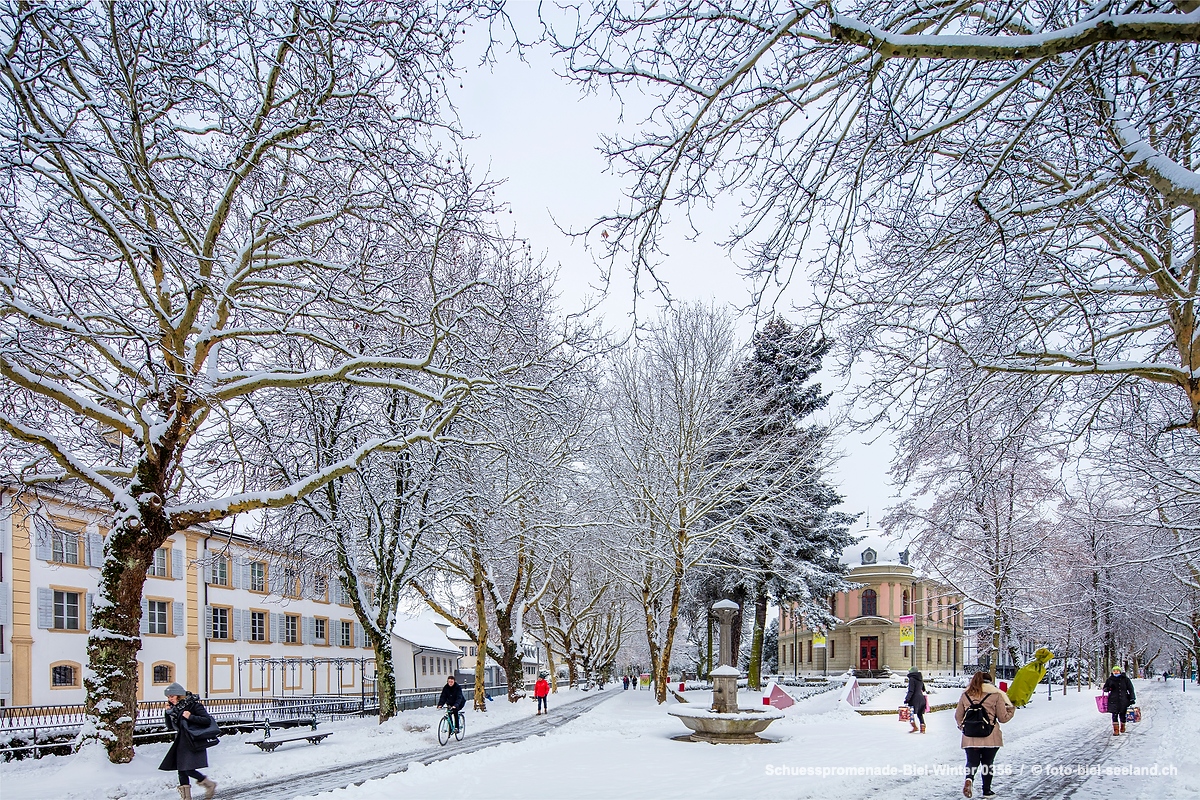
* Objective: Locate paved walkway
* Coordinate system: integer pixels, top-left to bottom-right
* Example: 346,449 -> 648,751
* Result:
220,688 -> 617,799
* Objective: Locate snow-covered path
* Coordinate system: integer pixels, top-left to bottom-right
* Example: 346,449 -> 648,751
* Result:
2,679 -> 1194,798
298,678 -> 1195,800
221,688 -> 617,799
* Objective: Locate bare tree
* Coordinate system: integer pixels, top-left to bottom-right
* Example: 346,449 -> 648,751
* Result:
553,2 -> 1199,432
0,1 -> 497,761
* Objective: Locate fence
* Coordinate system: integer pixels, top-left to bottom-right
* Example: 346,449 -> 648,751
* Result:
0,683 -> 506,760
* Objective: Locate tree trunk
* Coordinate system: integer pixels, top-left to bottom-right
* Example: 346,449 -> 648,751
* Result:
493,604 -> 525,702
472,558 -> 489,711
372,636 -> 397,722
748,589 -> 768,690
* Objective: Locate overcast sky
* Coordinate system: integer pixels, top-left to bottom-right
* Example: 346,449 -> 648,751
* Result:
450,6 -> 896,538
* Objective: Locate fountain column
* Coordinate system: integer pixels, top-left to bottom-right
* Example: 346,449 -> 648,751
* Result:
710,599 -> 740,713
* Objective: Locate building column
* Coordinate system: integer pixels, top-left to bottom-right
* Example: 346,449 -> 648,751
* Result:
10,502 -> 34,705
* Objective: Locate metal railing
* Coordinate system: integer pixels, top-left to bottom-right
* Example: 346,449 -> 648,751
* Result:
0,684 -> 507,760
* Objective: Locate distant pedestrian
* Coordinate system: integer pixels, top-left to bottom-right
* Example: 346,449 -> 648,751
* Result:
955,671 -> 1016,799
904,666 -> 928,734
535,671 -> 550,715
157,683 -> 218,799
623,676 -> 630,690
1102,666 -> 1136,735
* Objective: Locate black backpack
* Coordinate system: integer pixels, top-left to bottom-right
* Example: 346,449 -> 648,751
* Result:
962,695 -> 995,738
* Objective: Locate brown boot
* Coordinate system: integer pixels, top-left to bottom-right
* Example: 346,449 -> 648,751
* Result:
920,723 -> 926,733
177,786 -> 193,800
1112,722 -> 1120,736
198,777 -> 217,799
909,720 -> 919,732
1120,722 -> 1126,733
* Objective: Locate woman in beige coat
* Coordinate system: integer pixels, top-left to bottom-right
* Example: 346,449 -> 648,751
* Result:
954,672 -> 1016,799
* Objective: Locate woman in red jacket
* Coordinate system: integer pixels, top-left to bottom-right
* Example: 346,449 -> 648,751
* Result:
534,671 -> 550,716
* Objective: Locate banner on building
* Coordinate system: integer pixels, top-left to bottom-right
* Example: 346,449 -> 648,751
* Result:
812,632 -> 826,649
899,615 -> 915,645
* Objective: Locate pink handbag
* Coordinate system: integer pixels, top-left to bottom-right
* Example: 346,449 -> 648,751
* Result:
1095,693 -> 1109,713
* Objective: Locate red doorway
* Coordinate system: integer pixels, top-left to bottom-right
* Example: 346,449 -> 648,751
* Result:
859,636 -> 879,670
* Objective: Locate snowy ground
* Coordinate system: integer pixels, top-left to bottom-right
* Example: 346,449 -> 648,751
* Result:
2,680 -> 1195,799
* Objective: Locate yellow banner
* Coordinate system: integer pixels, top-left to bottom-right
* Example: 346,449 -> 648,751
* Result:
899,614 -> 915,645
812,632 -> 826,648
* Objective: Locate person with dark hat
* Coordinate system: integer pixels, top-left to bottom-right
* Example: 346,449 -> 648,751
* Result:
158,683 -> 218,799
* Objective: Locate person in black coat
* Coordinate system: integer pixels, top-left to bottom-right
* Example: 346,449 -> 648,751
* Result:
904,666 -> 928,733
157,683 -> 218,799
1102,666 -> 1136,735
437,675 -> 467,731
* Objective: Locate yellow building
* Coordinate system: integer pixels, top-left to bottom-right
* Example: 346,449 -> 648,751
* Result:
779,531 -> 964,676
0,484 -> 374,707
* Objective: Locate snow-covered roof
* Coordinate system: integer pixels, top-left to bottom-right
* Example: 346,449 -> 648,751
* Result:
840,528 -> 913,569
391,616 -> 463,654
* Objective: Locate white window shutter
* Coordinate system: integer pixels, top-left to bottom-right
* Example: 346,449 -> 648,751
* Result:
140,599 -> 150,634
0,590 -> 9,621
37,587 -> 53,628
232,608 -> 244,641
201,550 -> 211,584
86,592 -> 94,630
35,530 -> 52,562
271,613 -> 282,643
231,557 -> 243,589
171,548 -> 183,580
173,601 -> 184,636
205,605 -> 213,639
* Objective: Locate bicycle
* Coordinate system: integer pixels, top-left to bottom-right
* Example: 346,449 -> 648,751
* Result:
437,705 -> 466,745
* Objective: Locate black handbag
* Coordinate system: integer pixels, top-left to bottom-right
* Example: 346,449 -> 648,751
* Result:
181,712 -> 222,749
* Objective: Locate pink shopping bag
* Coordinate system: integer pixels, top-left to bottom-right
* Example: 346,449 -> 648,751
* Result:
1095,693 -> 1109,713
898,706 -> 911,722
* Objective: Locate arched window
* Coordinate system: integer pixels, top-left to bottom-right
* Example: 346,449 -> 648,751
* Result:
902,590 -> 910,616
861,589 -> 877,617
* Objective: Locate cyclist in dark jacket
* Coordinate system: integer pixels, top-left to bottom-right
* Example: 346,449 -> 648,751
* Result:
437,675 -> 466,731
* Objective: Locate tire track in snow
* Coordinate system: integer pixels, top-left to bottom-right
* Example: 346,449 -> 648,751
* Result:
219,688 -> 617,800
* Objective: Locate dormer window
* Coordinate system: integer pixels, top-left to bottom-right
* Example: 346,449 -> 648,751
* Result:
861,547 -> 877,565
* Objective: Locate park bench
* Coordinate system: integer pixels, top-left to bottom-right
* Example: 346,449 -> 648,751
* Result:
246,717 -> 333,753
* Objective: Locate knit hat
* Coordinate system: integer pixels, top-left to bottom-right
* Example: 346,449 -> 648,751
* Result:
164,682 -> 186,697
908,665 -> 919,673
1111,666 -> 1122,674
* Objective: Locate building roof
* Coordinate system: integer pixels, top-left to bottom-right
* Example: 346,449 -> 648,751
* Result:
391,616 -> 463,654
840,527 -> 913,568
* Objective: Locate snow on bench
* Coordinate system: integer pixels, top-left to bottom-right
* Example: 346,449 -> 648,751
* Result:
245,718 -> 333,753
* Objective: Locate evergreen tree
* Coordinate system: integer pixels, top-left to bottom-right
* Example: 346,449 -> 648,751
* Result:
703,317 -> 857,688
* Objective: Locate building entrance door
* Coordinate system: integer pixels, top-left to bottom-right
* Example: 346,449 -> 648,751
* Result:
859,637 -> 879,670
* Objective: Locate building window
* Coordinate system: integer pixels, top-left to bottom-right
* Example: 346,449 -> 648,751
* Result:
210,606 -> 229,640
461,646 -> 468,655
830,639 -> 836,659
902,590 -> 910,616
807,640 -> 813,663
938,600 -> 944,623
250,561 -> 266,593
281,568 -> 300,599
937,639 -> 943,662
51,530 -> 80,565
147,600 -> 169,634
314,618 -> 326,644
284,614 -> 299,644
422,656 -> 427,675
861,589 -> 877,618
926,637 -> 932,662
210,555 -> 229,586
148,547 -> 169,578
830,595 -> 837,617
313,574 -> 328,600
52,663 -> 78,687
153,664 -> 172,684
469,646 -> 476,656
340,620 -> 352,647
251,611 -> 266,642
53,590 -> 81,630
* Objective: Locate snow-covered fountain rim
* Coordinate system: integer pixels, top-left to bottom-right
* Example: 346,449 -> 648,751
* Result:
667,705 -> 785,721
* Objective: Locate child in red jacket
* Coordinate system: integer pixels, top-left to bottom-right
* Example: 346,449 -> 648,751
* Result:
535,672 -> 550,716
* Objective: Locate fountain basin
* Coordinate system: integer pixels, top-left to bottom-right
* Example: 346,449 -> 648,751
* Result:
667,704 -> 783,744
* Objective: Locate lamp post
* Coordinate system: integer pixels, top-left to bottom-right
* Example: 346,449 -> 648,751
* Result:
952,600 -> 959,677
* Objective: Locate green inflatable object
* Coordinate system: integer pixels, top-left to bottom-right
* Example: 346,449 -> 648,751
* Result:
1006,647 -> 1054,707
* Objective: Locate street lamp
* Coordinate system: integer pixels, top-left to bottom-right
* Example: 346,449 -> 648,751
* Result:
952,600 -> 959,677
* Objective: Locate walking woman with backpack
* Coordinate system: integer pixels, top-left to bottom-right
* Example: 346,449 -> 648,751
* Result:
954,672 -> 1016,799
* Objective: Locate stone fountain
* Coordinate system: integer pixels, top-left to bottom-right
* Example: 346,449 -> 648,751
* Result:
668,599 -> 783,743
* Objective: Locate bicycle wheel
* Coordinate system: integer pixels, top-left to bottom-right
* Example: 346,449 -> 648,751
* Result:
437,715 -> 450,746
454,713 -> 466,741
